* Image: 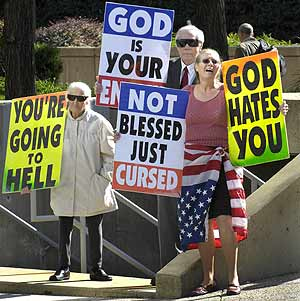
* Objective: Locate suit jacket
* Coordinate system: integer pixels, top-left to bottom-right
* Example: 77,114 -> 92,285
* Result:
166,57 -> 198,89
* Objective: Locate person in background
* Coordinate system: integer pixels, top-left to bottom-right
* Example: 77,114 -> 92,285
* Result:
234,23 -> 260,58
49,81 -> 118,282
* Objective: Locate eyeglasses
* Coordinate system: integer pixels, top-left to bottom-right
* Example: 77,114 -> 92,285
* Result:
176,39 -> 199,48
201,58 -> 220,65
67,94 -> 88,102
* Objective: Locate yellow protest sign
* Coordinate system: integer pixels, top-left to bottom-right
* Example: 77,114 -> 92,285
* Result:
2,92 -> 67,192
223,50 -> 289,166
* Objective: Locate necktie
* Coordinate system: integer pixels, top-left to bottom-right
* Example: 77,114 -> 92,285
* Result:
180,66 -> 188,88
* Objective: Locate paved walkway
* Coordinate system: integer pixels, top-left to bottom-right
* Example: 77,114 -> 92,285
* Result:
0,267 -> 299,300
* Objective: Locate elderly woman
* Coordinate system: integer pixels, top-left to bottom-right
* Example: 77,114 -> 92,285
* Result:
178,48 -> 287,296
49,82 -> 118,282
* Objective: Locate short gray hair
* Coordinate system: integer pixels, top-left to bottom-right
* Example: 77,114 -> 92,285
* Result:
238,23 -> 254,36
176,25 -> 205,44
67,82 -> 91,97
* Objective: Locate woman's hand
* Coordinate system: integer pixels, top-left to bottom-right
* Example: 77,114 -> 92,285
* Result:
280,100 -> 289,116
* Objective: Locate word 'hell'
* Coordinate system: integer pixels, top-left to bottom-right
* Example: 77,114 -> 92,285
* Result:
5,165 -> 56,192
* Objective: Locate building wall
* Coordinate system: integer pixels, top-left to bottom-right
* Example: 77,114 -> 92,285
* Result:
58,46 -> 300,92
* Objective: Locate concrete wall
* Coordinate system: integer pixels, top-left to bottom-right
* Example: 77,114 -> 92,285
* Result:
58,46 -> 300,92
156,155 -> 300,298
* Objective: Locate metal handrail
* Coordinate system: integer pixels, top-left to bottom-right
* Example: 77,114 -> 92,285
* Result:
113,190 -> 158,226
243,168 -> 265,192
4,168 -> 264,278
30,190 -> 156,276
103,239 -> 155,277
0,204 -> 58,249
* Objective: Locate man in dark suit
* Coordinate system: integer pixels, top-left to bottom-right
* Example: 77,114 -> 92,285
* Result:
156,24 -> 204,278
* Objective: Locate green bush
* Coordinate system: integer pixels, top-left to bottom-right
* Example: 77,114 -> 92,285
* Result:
34,42 -> 63,81
36,79 -> 68,94
36,17 -> 103,47
227,32 -> 292,47
0,77 -> 68,100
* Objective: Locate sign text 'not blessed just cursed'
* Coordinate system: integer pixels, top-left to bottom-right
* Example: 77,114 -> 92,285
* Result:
112,83 -> 188,196
223,50 -> 289,166
3,92 -> 67,193
97,2 -> 174,107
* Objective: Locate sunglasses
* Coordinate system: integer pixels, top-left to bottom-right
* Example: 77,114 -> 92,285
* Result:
201,58 -> 220,65
67,94 -> 88,102
176,39 -> 199,48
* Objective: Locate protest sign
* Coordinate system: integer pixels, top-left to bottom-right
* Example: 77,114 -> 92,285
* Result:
96,2 -> 174,108
112,83 -> 189,197
2,92 -> 67,193
223,50 -> 289,166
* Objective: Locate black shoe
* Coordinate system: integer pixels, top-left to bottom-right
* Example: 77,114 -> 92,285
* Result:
90,269 -> 112,281
49,267 -> 70,281
150,277 -> 156,286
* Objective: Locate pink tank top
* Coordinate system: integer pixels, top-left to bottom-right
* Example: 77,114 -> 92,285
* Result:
184,85 -> 228,147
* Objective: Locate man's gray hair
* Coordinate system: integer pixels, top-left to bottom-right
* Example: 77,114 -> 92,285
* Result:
176,25 -> 205,43
68,82 -> 91,97
238,23 -> 254,36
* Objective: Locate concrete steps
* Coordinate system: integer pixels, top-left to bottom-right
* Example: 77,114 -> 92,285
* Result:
0,267 -> 155,299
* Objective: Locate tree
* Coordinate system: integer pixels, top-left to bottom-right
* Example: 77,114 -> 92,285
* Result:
3,0 -> 36,99
185,0 -> 228,60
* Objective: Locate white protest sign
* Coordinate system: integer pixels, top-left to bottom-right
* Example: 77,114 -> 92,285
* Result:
112,83 -> 189,197
96,2 -> 174,108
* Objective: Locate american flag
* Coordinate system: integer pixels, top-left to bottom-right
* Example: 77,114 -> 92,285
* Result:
178,145 -> 247,251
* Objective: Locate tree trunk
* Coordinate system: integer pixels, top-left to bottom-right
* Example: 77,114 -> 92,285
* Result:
187,0 -> 228,60
3,0 -> 36,99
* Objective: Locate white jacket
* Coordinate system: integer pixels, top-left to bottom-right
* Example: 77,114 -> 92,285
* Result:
51,109 -> 118,216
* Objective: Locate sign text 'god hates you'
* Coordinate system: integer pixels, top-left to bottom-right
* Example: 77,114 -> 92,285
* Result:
3,92 -> 67,193
96,2 -> 174,108
223,50 -> 289,166
112,83 -> 189,196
